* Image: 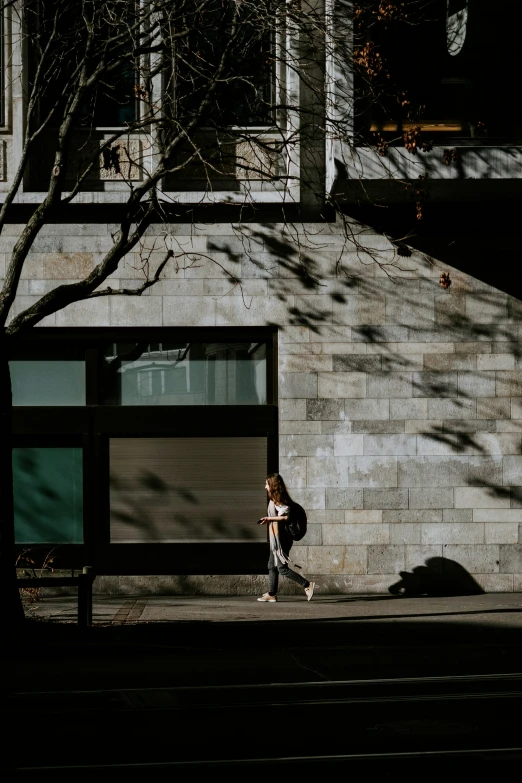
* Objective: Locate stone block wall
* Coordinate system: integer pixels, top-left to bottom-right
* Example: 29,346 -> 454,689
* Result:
5,218 -> 522,595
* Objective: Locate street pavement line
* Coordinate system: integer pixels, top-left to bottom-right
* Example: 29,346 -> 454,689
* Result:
11,670 -> 522,697
15,746 -> 522,771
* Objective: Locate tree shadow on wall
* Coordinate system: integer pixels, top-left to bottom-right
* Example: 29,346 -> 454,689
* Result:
110,469 -> 264,542
388,557 -> 485,598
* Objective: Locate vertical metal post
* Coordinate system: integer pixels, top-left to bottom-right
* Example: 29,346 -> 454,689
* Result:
79,566 -> 93,627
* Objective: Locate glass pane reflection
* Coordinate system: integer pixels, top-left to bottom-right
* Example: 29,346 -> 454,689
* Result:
101,341 -> 267,405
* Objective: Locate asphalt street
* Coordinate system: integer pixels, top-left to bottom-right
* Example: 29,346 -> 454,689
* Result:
4,591 -> 522,776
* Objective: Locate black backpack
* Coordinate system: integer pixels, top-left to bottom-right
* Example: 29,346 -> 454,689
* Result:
287,502 -> 308,541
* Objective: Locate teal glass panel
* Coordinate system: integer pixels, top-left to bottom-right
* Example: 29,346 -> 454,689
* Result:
102,342 -> 267,405
13,448 -> 83,544
9,361 -> 85,406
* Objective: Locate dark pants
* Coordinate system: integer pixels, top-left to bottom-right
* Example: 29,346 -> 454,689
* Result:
268,549 -> 309,595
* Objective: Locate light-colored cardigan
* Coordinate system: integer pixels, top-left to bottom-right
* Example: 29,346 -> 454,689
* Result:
267,499 -> 290,565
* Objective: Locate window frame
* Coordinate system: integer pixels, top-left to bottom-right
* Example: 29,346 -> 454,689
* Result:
18,1 -> 301,202
328,0 -> 522,189
0,4 -> 5,129
0,0 -> 12,151
10,326 -> 279,575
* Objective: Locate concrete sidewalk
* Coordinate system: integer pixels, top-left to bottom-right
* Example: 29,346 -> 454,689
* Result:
23,589 -> 522,626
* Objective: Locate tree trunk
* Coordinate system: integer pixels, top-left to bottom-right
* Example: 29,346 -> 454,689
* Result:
0,335 -> 25,629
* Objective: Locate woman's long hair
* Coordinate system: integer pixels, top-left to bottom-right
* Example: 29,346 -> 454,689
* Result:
266,473 -> 293,506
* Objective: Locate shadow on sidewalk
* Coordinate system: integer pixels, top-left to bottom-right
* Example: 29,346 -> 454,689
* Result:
388,557 -> 485,598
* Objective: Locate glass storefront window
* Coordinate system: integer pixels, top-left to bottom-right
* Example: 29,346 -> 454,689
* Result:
101,341 -> 267,405
13,447 -> 83,544
9,361 -> 85,406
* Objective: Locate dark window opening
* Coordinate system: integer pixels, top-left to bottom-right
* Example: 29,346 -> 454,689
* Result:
170,1 -> 275,127
28,1 -> 138,130
355,0 -> 522,144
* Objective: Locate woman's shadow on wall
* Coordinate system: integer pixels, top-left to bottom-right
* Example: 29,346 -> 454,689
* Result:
388,557 -> 485,597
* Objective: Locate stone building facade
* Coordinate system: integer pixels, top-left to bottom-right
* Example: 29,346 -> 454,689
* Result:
4,216 -> 522,595
3,1 -> 522,596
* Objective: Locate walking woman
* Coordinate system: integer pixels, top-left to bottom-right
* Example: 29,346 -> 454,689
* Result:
257,473 -> 315,602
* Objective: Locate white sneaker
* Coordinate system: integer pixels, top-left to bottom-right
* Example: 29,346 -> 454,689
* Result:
304,582 -> 315,601
257,593 -> 277,602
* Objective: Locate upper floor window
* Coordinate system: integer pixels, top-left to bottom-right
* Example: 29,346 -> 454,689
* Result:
29,0 -> 138,130
355,0 -> 522,144
29,0 -> 275,133
168,1 -> 275,128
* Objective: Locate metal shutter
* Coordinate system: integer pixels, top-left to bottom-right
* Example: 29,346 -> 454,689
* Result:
110,437 -> 268,542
